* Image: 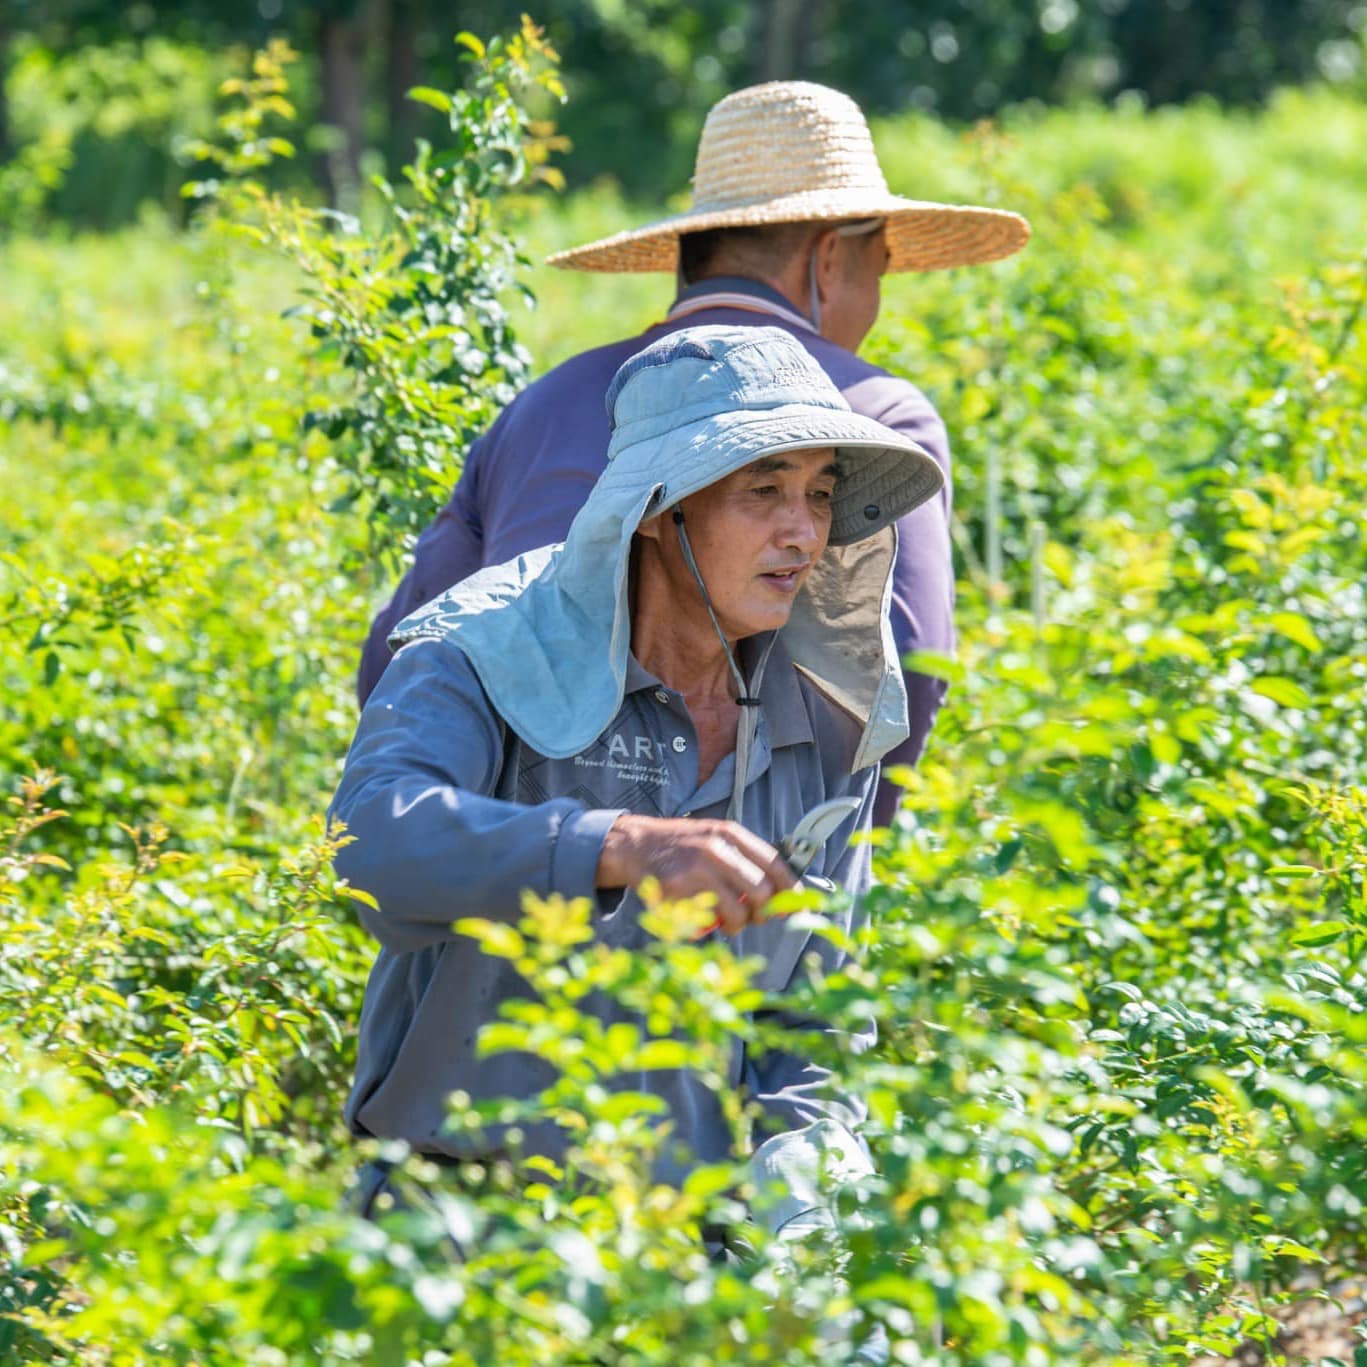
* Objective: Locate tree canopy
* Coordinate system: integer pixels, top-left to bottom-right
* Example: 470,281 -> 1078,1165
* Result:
2,0 -> 1366,221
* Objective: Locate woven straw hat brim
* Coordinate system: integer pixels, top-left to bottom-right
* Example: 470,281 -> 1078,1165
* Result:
547,192 -> 1030,275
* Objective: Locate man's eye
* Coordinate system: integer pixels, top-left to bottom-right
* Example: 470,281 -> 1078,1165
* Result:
750,484 -> 779,497
810,487 -> 835,501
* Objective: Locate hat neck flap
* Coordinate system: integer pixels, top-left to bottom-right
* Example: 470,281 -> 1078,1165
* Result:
388,489 -> 907,774
781,527 -> 907,771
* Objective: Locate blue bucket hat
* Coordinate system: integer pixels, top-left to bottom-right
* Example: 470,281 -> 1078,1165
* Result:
604,326 -> 942,543
391,326 -> 944,785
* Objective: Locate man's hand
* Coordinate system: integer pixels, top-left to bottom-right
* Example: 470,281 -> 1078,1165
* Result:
596,813 -> 796,935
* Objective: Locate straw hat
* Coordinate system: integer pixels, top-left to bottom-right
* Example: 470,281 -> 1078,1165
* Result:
548,81 -> 1030,275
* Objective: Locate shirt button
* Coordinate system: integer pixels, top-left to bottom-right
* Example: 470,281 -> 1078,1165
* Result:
654,689 -> 670,705
671,736 -> 687,753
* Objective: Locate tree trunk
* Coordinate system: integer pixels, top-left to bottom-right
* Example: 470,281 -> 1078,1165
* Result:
794,0 -> 821,78
756,0 -> 815,82
318,6 -> 369,211
385,0 -> 423,175
0,23 -> 11,161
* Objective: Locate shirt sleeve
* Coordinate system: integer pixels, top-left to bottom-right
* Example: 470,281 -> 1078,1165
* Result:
847,375 -> 956,822
742,766 -> 880,1234
332,640 -> 625,954
356,437 -> 488,707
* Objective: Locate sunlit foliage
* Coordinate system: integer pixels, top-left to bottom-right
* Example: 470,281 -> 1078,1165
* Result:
1,27 -> 1364,1365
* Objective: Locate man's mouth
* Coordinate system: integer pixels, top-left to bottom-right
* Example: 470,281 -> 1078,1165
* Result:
758,566 -> 807,593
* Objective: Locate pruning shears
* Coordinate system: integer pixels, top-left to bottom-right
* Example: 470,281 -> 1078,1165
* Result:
776,795 -> 862,878
700,796 -> 861,937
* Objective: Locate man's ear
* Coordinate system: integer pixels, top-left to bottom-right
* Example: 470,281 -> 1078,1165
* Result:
813,227 -> 842,294
636,513 -> 664,543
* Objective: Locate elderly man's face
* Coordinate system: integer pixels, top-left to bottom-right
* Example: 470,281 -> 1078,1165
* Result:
641,447 -> 838,640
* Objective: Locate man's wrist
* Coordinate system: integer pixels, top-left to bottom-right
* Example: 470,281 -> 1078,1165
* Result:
595,811 -> 643,889
554,807 -> 629,898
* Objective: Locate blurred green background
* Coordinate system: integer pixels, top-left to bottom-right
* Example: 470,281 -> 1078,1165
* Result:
4,0 -> 1367,229
3,9 -> 1367,1363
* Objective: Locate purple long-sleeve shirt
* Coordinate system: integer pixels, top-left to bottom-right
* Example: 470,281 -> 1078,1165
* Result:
358,279 -> 955,817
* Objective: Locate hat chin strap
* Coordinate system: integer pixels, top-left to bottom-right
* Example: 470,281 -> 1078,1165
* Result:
672,508 -> 775,824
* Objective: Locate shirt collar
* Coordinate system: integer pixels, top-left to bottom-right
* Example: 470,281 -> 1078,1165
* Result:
624,653 -> 659,696
671,275 -> 800,314
666,275 -> 817,335
624,632 -> 814,751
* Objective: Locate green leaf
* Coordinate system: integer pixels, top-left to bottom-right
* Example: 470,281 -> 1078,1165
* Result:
683,1163 -> 737,1200
764,886 -> 826,916
455,918 -> 525,958
1103,981 -> 1144,1002
1290,921 -> 1350,947
408,86 -> 454,114
854,1275 -> 926,1309
603,1021 -> 640,1063
596,1091 -> 668,1124
1266,611 -> 1322,653
128,925 -> 173,945
994,837 -> 1023,872
901,648 -> 965,684
476,1022 -> 528,1055
1150,732 -> 1182,765
1266,864 -> 1320,879
1249,676 -> 1311,708
22,1238 -> 70,1268
634,1039 -> 691,1071
1224,529 -> 1265,554
1258,1235 -> 1325,1261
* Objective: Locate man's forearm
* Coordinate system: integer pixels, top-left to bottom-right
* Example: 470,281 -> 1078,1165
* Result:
336,641 -> 622,951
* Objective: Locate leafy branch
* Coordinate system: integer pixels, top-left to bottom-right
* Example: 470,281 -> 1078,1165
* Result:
184,20 -> 567,568
1,523 -> 198,682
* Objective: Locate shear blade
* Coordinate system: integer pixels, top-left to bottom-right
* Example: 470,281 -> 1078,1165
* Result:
779,796 -> 861,876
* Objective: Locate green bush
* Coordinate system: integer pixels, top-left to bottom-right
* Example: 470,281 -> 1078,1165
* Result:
1,28 -> 1365,1365
4,36 -> 233,231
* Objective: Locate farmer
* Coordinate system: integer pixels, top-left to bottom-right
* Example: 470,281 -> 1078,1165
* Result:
333,324 -> 943,1243
357,80 -> 1029,818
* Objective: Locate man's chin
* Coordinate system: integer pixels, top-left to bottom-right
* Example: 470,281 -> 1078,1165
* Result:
729,603 -> 797,639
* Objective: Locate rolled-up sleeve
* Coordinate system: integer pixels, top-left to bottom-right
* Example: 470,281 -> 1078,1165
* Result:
331,639 -> 624,953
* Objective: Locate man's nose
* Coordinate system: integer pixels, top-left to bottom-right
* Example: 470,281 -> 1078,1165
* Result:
778,495 -> 825,553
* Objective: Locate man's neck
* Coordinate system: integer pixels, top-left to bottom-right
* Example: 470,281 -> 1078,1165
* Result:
633,612 -> 738,704
673,274 -> 805,317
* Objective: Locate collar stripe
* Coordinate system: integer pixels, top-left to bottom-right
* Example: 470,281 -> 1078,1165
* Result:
664,291 -> 817,336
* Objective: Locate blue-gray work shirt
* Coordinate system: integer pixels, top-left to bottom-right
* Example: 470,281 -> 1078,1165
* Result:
334,631 -> 877,1182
